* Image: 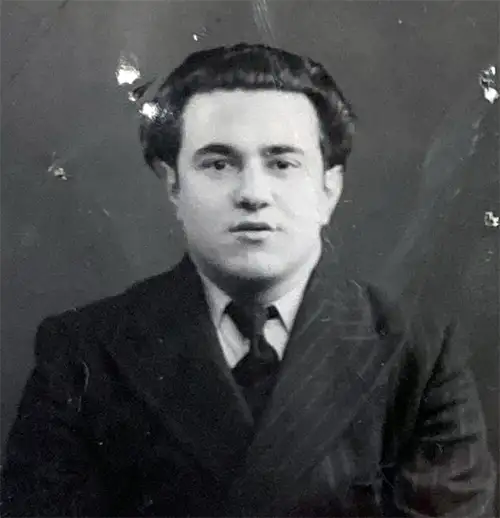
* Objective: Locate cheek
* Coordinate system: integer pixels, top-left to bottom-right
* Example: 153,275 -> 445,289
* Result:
278,181 -> 326,224
176,188 -> 225,228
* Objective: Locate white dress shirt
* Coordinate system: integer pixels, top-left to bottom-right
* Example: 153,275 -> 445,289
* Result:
198,256 -> 319,368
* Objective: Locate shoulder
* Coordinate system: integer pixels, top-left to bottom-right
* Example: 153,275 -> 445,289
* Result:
41,272 -> 163,326
344,278 -> 408,338
351,278 -> 455,366
36,260 -> 191,351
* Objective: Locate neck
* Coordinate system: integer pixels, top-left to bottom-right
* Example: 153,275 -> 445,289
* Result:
191,243 -> 322,306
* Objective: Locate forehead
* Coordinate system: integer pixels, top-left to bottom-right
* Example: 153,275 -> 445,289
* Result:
180,89 -> 321,152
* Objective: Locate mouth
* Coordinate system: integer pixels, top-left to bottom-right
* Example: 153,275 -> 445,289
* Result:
230,222 -> 275,241
230,222 -> 274,233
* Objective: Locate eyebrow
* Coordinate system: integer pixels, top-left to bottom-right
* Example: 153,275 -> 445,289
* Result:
193,143 -> 305,159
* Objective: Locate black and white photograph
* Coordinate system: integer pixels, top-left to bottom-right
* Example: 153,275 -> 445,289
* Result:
1,1 -> 499,516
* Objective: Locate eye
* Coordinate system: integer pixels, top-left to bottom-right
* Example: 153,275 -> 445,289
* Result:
269,159 -> 299,171
200,158 -> 231,171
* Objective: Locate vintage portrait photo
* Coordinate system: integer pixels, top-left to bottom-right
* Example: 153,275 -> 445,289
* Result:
1,1 -> 498,516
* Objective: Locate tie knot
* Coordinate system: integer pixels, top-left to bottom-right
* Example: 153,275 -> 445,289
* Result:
226,301 -> 278,340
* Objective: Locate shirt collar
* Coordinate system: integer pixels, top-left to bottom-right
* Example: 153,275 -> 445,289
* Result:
199,272 -> 232,329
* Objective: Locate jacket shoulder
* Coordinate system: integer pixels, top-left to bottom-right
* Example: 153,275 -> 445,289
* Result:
346,278 -> 408,338
35,268 -> 180,355
354,279 -> 461,369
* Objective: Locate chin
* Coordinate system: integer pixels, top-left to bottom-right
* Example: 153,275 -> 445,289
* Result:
211,255 -> 283,284
222,262 -> 277,280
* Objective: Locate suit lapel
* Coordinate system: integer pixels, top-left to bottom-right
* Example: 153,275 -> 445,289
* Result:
226,252 -> 406,515
105,256 -> 254,481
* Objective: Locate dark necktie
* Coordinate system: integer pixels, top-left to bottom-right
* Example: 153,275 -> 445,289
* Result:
226,301 -> 280,422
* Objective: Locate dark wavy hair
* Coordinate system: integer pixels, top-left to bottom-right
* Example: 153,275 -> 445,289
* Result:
138,43 -> 356,177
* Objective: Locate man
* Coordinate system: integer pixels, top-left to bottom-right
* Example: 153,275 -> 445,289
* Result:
1,43 -> 495,517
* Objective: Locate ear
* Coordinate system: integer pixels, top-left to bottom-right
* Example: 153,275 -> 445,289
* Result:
320,164 -> 344,225
152,159 -> 180,207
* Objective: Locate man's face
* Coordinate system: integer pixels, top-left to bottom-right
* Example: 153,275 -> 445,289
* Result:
165,89 -> 342,287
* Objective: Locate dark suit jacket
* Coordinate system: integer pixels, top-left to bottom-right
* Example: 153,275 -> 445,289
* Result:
1,253 -> 495,517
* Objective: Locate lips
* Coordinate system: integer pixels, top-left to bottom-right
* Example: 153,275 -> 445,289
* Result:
231,222 -> 274,232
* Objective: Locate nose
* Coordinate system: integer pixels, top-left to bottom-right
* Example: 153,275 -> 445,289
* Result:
235,163 -> 272,210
